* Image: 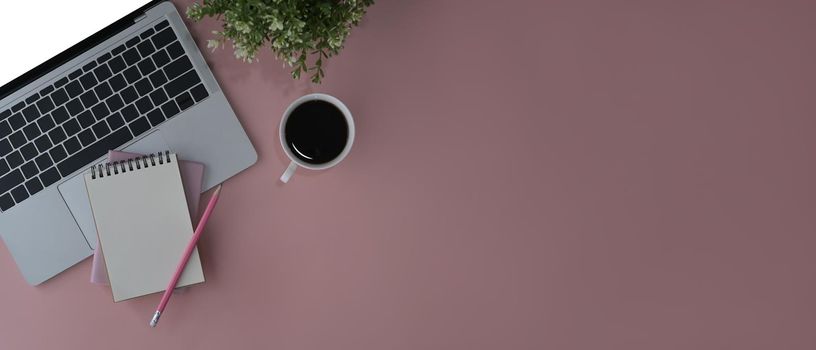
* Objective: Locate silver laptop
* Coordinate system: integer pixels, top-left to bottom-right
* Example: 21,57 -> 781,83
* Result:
0,1 -> 257,285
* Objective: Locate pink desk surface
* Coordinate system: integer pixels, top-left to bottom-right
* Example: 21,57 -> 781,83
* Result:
2,0 -> 815,349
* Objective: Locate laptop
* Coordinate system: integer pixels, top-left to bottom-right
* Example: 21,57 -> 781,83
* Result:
0,1 -> 257,285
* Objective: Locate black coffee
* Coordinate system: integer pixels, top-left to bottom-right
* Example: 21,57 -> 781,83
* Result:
284,100 -> 349,165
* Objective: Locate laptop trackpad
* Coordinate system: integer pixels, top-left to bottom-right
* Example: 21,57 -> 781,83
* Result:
59,131 -> 171,249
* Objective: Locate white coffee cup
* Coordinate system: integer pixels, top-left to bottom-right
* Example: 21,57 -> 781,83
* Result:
279,93 -> 355,183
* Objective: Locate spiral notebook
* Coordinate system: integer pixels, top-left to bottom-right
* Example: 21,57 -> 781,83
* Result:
90,150 -> 205,285
84,151 -> 204,302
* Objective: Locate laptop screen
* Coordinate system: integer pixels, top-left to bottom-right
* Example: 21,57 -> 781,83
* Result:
0,0 -> 151,88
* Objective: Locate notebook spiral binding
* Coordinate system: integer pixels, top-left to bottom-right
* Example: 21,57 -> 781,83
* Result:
90,150 -> 172,180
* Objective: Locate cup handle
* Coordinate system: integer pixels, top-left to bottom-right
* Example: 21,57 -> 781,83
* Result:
279,161 -> 298,183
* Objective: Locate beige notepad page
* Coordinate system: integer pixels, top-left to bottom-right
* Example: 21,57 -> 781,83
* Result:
84,153 -> 204,302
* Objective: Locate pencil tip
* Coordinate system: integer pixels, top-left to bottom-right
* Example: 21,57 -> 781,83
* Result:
150,311 -> 161,327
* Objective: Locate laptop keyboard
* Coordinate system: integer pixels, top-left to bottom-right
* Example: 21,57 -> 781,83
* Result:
0,20 -> 210,212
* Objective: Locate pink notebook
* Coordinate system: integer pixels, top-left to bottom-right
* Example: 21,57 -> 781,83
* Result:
90,150 -> 205,285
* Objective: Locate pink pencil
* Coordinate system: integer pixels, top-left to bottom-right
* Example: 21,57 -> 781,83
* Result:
150,184 -> 223,327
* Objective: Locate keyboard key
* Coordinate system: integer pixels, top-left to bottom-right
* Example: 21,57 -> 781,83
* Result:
0,139 -> 11,156
39,85 -> 54,96
11,102 -> 25,112
138,58 -> 157,75
23,123 -> 41,140
190,84 -> 209,102
135,78 -> 153,96
91,102 -> 110,121
25,94 -> 39,104
20,143 -> 37,160
51,106 -> 70,124
22,105 -> 40,122
135,96 -> 153,114
123,47 -> 141,65
126,36 -> 140,48
146,109 -> 164,126
97,52 -> 112,64
63,119 -> 81,136
0,193 -> 13,211
152,49 -> 170,67
148,70 -> 167,87
94,82 -> 113,100
66,99 -> 84,115
164,70 -> 201,98
0,110 -> 9,120
123,66 -> 142,84
51,88 -> 69,106
6,150 -> 23,168
82,61 -> 97,72
108,56 -> 127,73
160,100 -> 180,119
164,56 -> 192,80
129,113 -> 150,136
0,169 -> 23,194
9,113 -> 24,129
93,64 -> 113,81
140,28 -> 155,40
40,167 -> 60,187
107,112 -> 125,130
0,159 -> 7,175
78,129 -> 95,146
166,41 -> 184,59
175,91 -> 194,110
9,131 -> 26,148
65,100 -> 83,114
36,114 -> 55,132
149,89 -> 168,106
152,27 -> 176,49
112,44 -> 127,56
34,153 -> 53,170
0,120 -> 10,135
48,127 -> 67,144
49,145 -> 67,163
56,127 -> 132,177
34,135 -> 52,152
63,137 -> 81,154
68,69 -> 83,80
54,77 -> 69,88
21,161 -> 38,179
80,91 -> 99,108
109,74 -> 127,92
65,80 -> 83,99
92,121 -> 110,138
106,94 -> 125,112
136,40 -> 156,58
36,97 -> 55,114
129,116 -> 150,136
78,110 -> 95,128
121,104 -> 139,122
62,119 -> 82,139
25,178 -> 43,196
155,20 -> 169,31
79,72 -> 98,90
121,87 -> 139,105
10,184 -> 28,203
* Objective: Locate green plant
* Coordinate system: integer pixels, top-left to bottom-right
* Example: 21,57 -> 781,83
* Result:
187,0 -> 374,83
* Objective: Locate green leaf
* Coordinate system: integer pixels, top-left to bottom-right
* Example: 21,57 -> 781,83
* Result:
187,0 -> 375,84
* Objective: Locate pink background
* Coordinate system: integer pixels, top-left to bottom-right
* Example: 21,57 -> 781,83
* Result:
2,0 -> 815,349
